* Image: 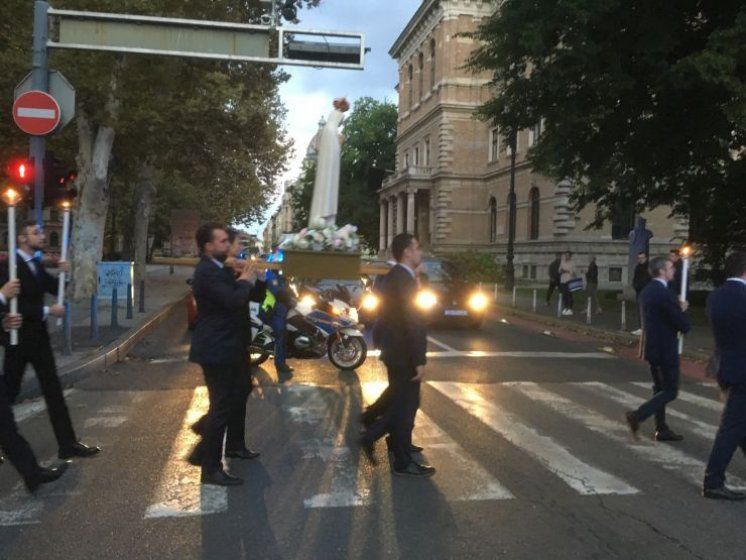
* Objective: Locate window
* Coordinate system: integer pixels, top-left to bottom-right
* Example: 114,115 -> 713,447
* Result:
489,127 -> 500,162
611,201 -> 635,239
528,120 -> 543,147
418,52 -> 424,101
414,145 -> 420,166
505,131 -> 518,156
430,39 -> 436,90
424,137 -> 431,166
489,197 -> 497,242
530,265 -> 537,280
609,267 -> 622,283
50,231 -> 60,248
528,186 -> 540,240
404,151 -> 410,168
408,64 -> 413,108
522,265 -> 529,278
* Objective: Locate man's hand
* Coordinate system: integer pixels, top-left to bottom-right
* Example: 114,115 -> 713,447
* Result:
411,365 -> 426,382
57,260 -> 71,273
2,313 -> 22,331
49,304 -> 65,318
1,279 -> 20,300
679,299 -> 689,312
238,260 -> 257,284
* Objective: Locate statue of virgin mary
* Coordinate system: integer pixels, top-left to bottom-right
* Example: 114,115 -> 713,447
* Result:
308,97 -> 349,227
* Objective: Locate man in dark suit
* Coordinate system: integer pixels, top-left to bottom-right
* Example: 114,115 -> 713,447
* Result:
625,255 -> 690,441
631,252 -> 651,335
702,251 -> 746,500
0,280 -> 69,492
0,221 -> 99,460
189,223 -> 259,487
360,233 -> 435,477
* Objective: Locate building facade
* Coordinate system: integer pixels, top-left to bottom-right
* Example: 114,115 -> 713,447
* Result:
380,0 -> 688,287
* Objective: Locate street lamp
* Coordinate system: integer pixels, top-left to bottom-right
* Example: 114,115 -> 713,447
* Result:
2,187 -> 21,345
504,128 -> 518,291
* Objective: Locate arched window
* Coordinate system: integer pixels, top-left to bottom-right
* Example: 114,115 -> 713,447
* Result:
528,187 -> 540,240
429,39 -> 436,90
489,197 -> 497,242
418,52 -> 424,101
408,64 -> 414,108
50,231 -> 60,248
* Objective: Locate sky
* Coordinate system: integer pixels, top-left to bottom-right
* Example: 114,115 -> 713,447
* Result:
250,0 -> 422,234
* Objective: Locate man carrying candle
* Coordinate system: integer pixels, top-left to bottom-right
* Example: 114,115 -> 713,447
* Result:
0,221 -> 100,460
624,256 -> 690,442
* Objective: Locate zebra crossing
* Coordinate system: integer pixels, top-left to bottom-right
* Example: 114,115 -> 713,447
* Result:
1,379 -> 740,526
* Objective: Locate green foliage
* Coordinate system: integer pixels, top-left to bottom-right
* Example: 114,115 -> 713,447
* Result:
440,252 -> 503,285
468,0 -> 746,277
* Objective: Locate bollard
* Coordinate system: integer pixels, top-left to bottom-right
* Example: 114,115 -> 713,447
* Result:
586,297 -> 592,325
90,294 -> 99,341
557,293 -> 563,318
63,301 -> 73,356
493,282 -> 498,301
111,287 -> 119,328
532,289 -> 537,312
512,286 -> 517,307
126,283 -> 134,319
621,300 -> 627,331
138,279 -> 146,313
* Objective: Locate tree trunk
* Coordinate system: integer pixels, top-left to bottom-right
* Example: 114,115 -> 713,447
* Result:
133,162 -> 156,285
70,57 -> 125,302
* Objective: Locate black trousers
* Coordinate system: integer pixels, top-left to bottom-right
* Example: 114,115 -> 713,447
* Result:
546,279 -> 560,303
634,362 -> 679,428
199,362 -> 245,474
704,383 -> 746,490
3,328 -> 77,450
361,361 -> 420,470
0,376 -> 40,484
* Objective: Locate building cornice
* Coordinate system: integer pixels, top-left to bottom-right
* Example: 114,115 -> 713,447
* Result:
390,0 -> 439,59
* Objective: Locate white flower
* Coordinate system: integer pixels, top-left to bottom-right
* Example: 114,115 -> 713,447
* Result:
295,238 -> 310,250
312,232 -> 324,243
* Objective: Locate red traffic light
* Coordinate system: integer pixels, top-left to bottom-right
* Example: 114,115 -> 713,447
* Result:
7,158 -> 32,184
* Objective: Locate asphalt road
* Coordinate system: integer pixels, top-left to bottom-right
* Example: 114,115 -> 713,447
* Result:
1,308 -> 744,560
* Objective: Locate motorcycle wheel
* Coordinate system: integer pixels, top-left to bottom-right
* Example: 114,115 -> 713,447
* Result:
328,335 -> 367,371
249,351 -> 270,366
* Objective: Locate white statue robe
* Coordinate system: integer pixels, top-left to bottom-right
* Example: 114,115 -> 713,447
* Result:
309,108 -> 344,227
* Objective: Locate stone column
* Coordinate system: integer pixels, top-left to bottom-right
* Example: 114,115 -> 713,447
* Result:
396,193 -> 405,234
406,190 -> 416,233
387,196 -> 395,247
379,200 -> 387,251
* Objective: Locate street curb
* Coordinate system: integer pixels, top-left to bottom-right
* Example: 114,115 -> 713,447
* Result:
491,303 -> 711,363
17,293 -> 189,402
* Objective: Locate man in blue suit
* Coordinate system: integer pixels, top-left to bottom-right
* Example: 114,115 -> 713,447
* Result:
702,251 -> 746,500
625,256 -> 690,441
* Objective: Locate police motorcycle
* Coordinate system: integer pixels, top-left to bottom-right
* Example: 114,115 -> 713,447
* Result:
248,284 -> 368,371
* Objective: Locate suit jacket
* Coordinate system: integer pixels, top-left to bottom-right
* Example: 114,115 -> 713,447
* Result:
707,280 -> 746,385
641,279 -> 691,365
189,256 -> 254,366
633,263 -> 651,294
0,254 -> 58,337
372,264 -> 427,371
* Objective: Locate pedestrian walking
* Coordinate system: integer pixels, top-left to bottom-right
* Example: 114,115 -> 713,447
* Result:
360,233 -> 434,477
559,251 -> 576,316
188,223 -> 260,487
702,251 -> 746,500
625,256 -> 690,442
545,253 -> 561,306
0,221 -> 100,461
631,252 -> 652,335
585,256 -> 602,314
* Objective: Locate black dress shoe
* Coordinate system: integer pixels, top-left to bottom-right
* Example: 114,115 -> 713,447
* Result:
25,462 -> 70,493
190,415 -> 207,435
360,411 -> 375,428
359,438 -> 378,466
624,411 -> 639,440
385,436 -> 424,453
655,429 -> 684,442
59,442 -> 101,459
276,364 -> 293,375
186,446 -> 203,466
702,486 -> 746,501
225,447 -> 260,460
393,461 -> 436,478
201,470 -> 243,487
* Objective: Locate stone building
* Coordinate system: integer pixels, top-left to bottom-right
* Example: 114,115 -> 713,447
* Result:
379,0 -> 687,287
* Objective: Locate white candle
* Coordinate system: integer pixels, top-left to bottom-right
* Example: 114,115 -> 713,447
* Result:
56,204 -> 71,326
678,249 -> 690,354
8,203 -> 17,346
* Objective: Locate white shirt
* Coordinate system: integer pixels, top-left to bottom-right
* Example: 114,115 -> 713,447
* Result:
654,278 -> 668,288
11,249 -> 50,319
210,258 -> 224,269
397,263 -> 416,280
727,277 -> 746,288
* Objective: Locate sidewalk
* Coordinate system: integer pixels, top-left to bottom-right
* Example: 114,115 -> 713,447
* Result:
8,264 -> 192,399
494,285 -> 714,358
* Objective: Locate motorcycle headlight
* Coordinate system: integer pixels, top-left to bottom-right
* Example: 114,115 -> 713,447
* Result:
415,289 -> 438,311
360,293 -> 379,312
299,294 -> 316,308
468,292 -> 489,312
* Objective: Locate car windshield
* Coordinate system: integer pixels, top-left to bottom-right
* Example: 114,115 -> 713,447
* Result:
421,260 -> 447,283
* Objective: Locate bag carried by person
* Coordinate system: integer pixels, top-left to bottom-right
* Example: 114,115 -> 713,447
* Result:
567,278 -> 584,292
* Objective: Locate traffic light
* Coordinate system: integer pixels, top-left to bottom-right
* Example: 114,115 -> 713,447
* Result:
43,153 -> 77,206
5,157 -> 33,187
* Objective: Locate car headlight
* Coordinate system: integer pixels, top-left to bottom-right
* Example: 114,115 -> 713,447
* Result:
360,293 -> 380,312
299,294 -> 316,308
415,289 -> 438,311
468,292 -> 489,312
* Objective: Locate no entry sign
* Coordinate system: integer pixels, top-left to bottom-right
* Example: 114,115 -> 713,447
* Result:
12,90 -> 61,135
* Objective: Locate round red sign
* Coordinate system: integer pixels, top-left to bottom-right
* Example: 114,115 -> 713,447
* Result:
12,90 -> 61,136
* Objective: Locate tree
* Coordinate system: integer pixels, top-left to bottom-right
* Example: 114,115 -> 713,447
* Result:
468,0 -> 746,278
291,97 -> 397,248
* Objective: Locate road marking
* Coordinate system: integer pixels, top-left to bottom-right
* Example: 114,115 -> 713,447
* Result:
630,382 -> 723,413
427,336 -> 459,352
429,381 -> 639,496
362,381 -> 513,503
14,389 -> 76,423
504,382 -> 746,490
572,382 -> 717,440
144,387 -> 227,518
0,455 -> 72,526
149,357 -> 188,365
83,416 -> 128,429
371,349 -> 615,360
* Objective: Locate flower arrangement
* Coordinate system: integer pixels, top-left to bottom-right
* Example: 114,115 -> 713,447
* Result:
281,220 -> 361,253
